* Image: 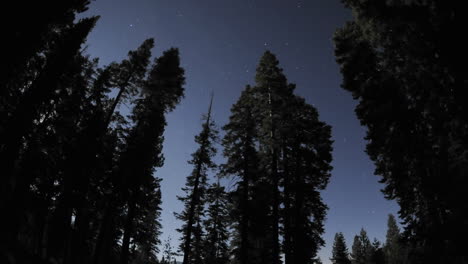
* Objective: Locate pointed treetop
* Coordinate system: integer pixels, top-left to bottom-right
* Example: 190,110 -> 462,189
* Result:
207,90 -> 214,121
255,50 -> 287,88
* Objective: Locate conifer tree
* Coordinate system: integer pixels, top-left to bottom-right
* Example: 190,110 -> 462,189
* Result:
221,85 -> 259,264
202,179 -> 230,264
334,1 -> 468,262
222,51 -> 332,264
0,17 -> 98,210
176,96 -> 218,264
0,17 -> 99,257
161,237 -> 176,264
331,233 -> 351,264
284,95 -> 332,264
351,235 -> 365,264
253,52 -> 287,264
384,214 -> 407,264
104,38 -> 154,127
253,52 -> 332,264
1,0 -> 91,100
117,47 -> 185,264
351,229 -> 373,264
93,48 -> 185,264
371,239 -> 385,264
0,4 -> 186,263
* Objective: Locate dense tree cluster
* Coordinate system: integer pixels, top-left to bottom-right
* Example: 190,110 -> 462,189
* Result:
174,51 -> 333,264
220,51 -> 333,264
331,215 -> 409,264
0,2 -> 185,264
6,0 -> 465,263
334,1 -> 468,263
0,4 -> 333,262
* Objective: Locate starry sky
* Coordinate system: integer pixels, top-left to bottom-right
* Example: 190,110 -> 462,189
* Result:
80,0 -> 400,262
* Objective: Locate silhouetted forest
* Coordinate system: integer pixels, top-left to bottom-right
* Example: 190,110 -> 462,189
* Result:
1,1 -> 467,264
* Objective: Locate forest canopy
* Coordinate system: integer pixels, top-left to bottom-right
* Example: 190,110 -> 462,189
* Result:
1,1 -> 468,264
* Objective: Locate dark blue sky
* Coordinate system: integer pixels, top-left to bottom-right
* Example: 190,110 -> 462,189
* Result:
81,0 -> 400,262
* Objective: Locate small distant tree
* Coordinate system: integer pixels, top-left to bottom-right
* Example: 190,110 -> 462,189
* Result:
371,239 -> 385,264
331,232 -> 351,264
351,229 -> 373,264
161,237 -> 177,264
384,214 -> 407,264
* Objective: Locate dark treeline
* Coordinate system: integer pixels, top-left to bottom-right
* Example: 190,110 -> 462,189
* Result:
330,215 -> 408,264
334,0 -> 468,264
1,0 -> 468,264
0,1 -> 185,263
174,51 -> 333,264
0,1 -> 333,264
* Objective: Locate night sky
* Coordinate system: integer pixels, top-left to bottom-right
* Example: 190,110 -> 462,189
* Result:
80,0 -> 400,262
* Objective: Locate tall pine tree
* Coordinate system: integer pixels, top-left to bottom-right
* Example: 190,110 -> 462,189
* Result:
176,95 -> 218,264
202,178 -> 230,264
221,85 -> 259,264
334,1 -> 468,262
223,51 -> 332,264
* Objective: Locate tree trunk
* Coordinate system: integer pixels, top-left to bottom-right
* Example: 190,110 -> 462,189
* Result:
293,144 -> 305,263
182,162 -> 203,264
282,144 -> 292,264
121,193 -> 137,264
240,153 -> 249,264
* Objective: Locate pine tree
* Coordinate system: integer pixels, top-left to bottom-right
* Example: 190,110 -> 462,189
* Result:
253,51 -> 288,264
0,17 -> 98,211
202,179 -> 230,264
104,38 -> 154,127
130,178 -> 163,264
351,235 -> 365,264
284,95 -> 332,264
1,0 -> 91,100
331,233 -> 351,264
161,237 -> 176,264
253,51 -> 332,264
117,47 -> 185,264
176,95 -> 218,264
0,17 -> 99,258
221,85 -> 259,264
223,51 -> 332,264
371,239 -> 385,264
384,214 -> 407,264
351,229 -> 373,264
334,1 -> 468,262
93,48 -> 185,264
0,3 -> 187,263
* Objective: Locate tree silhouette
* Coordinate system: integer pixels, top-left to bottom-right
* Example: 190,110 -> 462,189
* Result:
331,233 -> 351,264
176,96 -> 218,264
334,1 -> 468,262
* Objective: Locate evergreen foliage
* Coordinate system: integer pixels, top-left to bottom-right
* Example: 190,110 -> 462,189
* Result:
0,4 -> 185,262
222,51 -> 333,264
334,1 -> 468,262
350,229 -> 373,264
176,97 -> 218,264
202,180 -> 230,264
331,233 -> 351,264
